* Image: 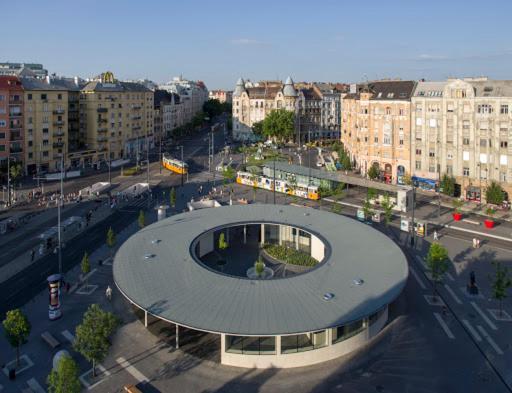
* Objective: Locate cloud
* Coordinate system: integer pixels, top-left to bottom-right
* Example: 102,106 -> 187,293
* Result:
417,54 -> 448,60
230,38 -> 265,46
415,50 -> 512,62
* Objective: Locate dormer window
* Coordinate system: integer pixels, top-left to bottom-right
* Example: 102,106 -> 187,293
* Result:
387,93 -> 394,98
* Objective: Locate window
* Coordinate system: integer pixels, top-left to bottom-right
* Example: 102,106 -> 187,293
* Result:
0,120 -> 6,127
385,107 -> 391,115
374,136 -> 378,143
480,139 -> 487,147
429,118 -> 437,128
0,95 -> 4,101
43,151 -> 49,157
282,331 -> 327,353
429,150 -> 435,158
0,132 -> 5,138
429,165 -> 435,173
500,172 -> 507,182
399,108 -> 404,116
41,94 -> 47,100
463,151 -> 470,161
415,149 -> 422,155
28,152 -> 33,159
463,167 -> 470,176
416,118 -> 423,126
463,120 -> 470,129
58,93 -> 62,100
480,153 -> 488,164
0,145 -> 4,152
447,152 -> 453,160
415,161 -> 421,170
500,155 -> 508,165
477,104 -> 493,114
387,93 -> 394,98
500,141 -> 508,148
447,103 -> 454,112
332,320 -> 365,344
500,104 -> 508,114
446,165 -> 453,175
463,137 -> 470,145
27,93 -> 32,100
415,105 -> 423,112
226,336 -> 276,355
399,132 -> 404,145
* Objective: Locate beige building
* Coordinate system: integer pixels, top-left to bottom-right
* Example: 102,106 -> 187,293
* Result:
21,77 -> 82,174
411,78 -> 512,200
232,77 -> 301,141
80,72 -> 153,166
341,81 -> 416,184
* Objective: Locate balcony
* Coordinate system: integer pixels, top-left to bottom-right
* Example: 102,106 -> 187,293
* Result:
9,112 -> 23,118
53,131 -> 65,137
97,118 -> 108,124
97,136 -> 108,142
98,146 -> 108,152
98,127 -> 108,133
105,95 -> 117,101
131,105 -> 142,110
10,147 -> 23,154
97,108 -> 108,113
9,97 -> 22,104
53,109 -> 65,115
131,116 -> 142,120
9,134 -> 23,142
53,142 -> 65,148
53,120 -> 65,126
132,126 -> 142,131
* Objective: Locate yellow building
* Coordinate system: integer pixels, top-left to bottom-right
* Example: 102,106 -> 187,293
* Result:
341,81 -> 416,184
21,77 -> 81,174
80,71 -> 154,166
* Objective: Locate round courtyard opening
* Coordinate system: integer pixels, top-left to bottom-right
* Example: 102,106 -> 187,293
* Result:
113,204 -> 408,368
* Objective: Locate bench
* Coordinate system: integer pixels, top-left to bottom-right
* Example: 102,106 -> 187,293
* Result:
41,331 -> 60,349
124,385 -> 142,393
462,219 -> 481,226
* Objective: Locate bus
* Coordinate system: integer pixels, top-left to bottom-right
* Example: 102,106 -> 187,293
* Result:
162,154 -> 188,174
236,171 -> 319,200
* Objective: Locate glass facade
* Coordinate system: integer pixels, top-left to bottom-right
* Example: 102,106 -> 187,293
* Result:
332,320 -> 366,344
281,331 -> 327,353
226,335 -> 276,355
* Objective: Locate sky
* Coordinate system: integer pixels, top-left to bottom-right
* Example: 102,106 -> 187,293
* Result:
2,0 -> 512,89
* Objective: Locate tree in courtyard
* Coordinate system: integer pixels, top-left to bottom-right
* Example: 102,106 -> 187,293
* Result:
486,181 -> 505,206
223,166 -> 235,186
440,174 -> 456,197
381,192 -> 393,227
106,227 -> 116,259
218,232 -> 228,251
367,165 -> 379,180
9,163 -> 23,184
73,304 -> 119,377
252,120 -> 264,136
169,187 -> 176,208
254,258 -> 265,277
490,261 -> 511,317
3,309 -> 31,368
426,242 -> 449,297
262,109 -> 295,142
341,154 -> 352,171
47,354 -> 81,393
81,252 -> 91,289
138,210 -> 145,229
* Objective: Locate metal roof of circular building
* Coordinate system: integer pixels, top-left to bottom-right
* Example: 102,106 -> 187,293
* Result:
113,205 -> 408,336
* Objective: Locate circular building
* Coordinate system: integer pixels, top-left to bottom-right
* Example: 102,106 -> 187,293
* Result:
113,204 -> 408,368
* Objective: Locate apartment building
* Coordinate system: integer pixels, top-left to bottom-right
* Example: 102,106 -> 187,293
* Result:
0,62 -> 48,78
232,77 -> 300,141
341,81 -> 416,184
312,83 -> 348,138
154,89 -> 182,142
0,76 -> 24,170
80,71 -> 153,166
209,89 -> 232,103
159,77 -> 208,124
21,77 -> 83,174
411,78 -> 512,200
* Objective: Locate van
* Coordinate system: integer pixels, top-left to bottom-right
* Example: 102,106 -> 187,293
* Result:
124,384 -> 142,393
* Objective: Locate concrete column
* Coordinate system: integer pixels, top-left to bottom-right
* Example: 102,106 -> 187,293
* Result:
295,228 -> 299,250
261,224 -> 265,245
144,310 -> 148,328
226,228 -> 230,244
276,335 -> 282,356
175,324 -> 179,349
243,225 -> 247,244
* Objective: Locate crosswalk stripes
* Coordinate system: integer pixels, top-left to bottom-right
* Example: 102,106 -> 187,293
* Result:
409,266 -> 426,289
470,302 -> 498,331
444,284 -> 462,304
461,319 -> 482,342
433,312 -> 455,339
116,356 -> 149,383
27,378 -> 46,393
61,329 -> 75,344
476,325 -> 503,355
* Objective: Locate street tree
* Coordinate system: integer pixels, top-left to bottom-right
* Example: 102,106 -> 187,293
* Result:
138,210 -> 145,229
252,120 -> 264,136
106,227 -> 116,259
73,304 -> 120,377
341,155 -> 352,171
440,174 -> 456,197
362,196 -> 373,220
47,354 -> 81,393
490,261 -> 511,317
2,309 -> 31,367
223,166 -> 235,186
81,252 -> 91,289
262,109 -> 295,141
367,165 -> 379,180
381,193 -> 393,227
486,181 -> 505,206
169,187 -> 176,208
426,243 -> 449,297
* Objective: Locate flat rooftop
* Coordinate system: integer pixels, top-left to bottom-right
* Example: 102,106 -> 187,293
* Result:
114,204 -> 408,336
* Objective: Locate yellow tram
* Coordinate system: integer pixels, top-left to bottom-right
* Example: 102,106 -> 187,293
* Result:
236,171 -> 319,200
162,154 -> 188,174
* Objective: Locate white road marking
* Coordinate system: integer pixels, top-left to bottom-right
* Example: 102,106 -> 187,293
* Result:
415,255 -> 425,266
409,266 -> 426,289
433,312 -> 455,339
61,329 -> 75,344
444,284 -> 462,304
82,268 -> 97,282
462,319 -> 482,342
471,302 -> 498,331
116,356 -> 149,383
445,272 -> 455,281
27,378 -> 46,393
477,325 -> 503,355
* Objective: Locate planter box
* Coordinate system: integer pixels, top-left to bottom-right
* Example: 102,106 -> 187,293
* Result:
484,219 -> 495,229
452,212 -> 462,221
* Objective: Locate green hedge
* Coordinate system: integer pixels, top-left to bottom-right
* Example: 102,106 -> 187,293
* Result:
263,244 -> 318,267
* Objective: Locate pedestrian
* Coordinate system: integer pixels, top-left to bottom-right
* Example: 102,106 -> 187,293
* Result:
106,285 -> 112,301
433,230 -> 438,241
30,249 -> 35,262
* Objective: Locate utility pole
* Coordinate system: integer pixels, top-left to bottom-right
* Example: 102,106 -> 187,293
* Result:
159,135 -> 162,175
7,155 -> 10,207
108,143 -> 112,184
211,129 -> 215,186
273,158 -> 276,204
58,154 -> 63,276
411,185 -> 416,248
146,135 -> 150,185
180,145 -> 184,187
